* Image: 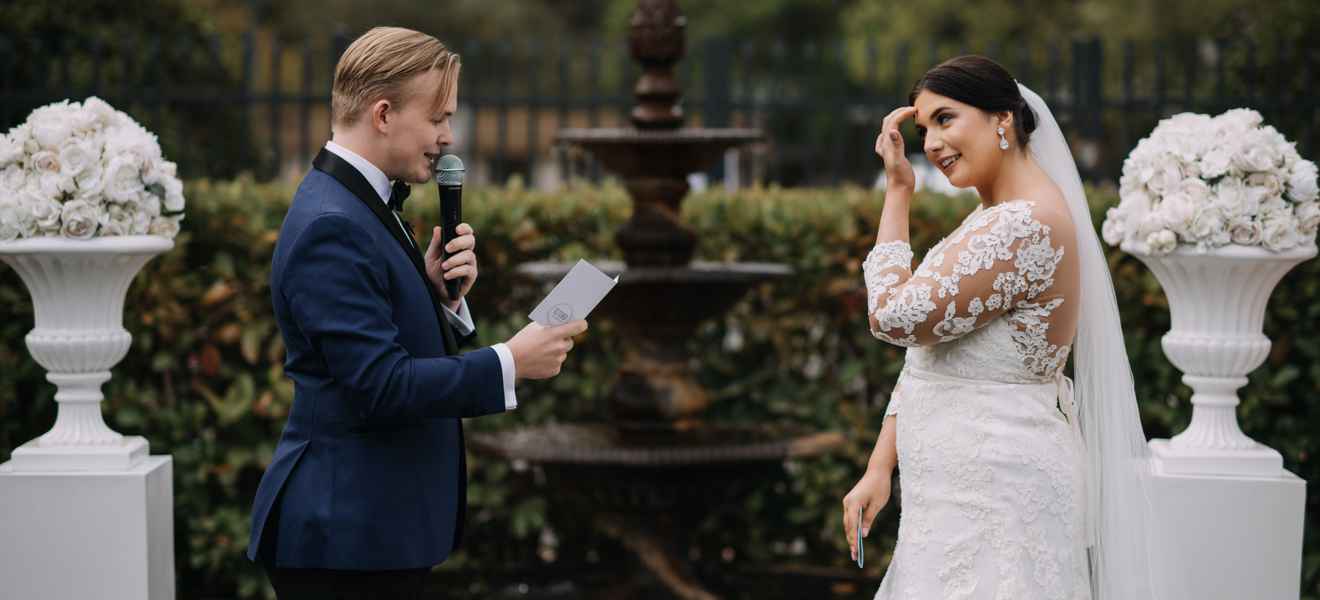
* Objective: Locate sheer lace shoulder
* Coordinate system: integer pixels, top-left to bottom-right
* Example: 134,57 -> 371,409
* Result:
863,199 -> 1079,379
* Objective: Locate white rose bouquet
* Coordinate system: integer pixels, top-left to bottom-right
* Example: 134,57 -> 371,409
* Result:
1102,108 -> 1318,254
0,97 -> 184,241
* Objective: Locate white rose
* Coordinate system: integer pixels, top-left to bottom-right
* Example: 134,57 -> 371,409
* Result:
28,191 -> 63,234
1165,133 -> 1203,165
1199,146 -> 1234,179
143,159 -> 178,184
1287,160 -> 1318,203
17,123 -> 40,156
58,139 -> 98,178
0,164 -> 27,195
1102,208 -> 1126,246
1261,217 -> 1300,252
82,97 -> 117,125
1213,177 -> 1255,219
147,215 -> 181,238
1120,186 -> 1154,217
68,110 -> 100,135
1228,218 -> 1262,245
1233,143 -> 1279,173
103,155 -> 143,203
161,177 -> 184,212
1165,113 -> 1214,135
30,119 -> 71,150
38,171 -> 75,201
0,133 -> 20,166
1295,202 -> 1320,235
31,150 -> 60,173
1217,108 -> 1263,134
0,205 -> 19,241
1156,191 -> 1197,237
75,163 -> 104,199
139,190 -> 162,217
98,204 -> 135,237
1180,178 -> 1213,201
1189,205 -> 1226,242
1146,229 -> 1179,254
1246,172 -> 1283,197
1156,164 -> 1185,195
130,207 -> 152,235
4,194 -> 39,239
1247,183 -> 1281,210
105,123 -> 163,163
59,199 -> 100,240
1260,196 -> 1291,221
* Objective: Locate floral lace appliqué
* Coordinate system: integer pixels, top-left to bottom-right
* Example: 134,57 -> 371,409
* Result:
863,200 -> 1069,379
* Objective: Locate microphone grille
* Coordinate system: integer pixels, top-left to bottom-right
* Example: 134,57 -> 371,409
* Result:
435,154 -> 465,185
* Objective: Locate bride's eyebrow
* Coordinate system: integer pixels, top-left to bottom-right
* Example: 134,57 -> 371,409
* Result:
914,105 -> 945,126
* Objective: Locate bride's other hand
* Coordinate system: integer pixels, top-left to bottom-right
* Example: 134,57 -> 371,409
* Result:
874,106 -> 918,191
842,469 -> 892,561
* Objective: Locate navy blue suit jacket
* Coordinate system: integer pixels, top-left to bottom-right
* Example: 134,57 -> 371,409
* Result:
246,150 -> 507,570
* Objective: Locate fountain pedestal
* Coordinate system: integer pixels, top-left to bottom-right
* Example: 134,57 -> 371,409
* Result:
472,2 -> 844,597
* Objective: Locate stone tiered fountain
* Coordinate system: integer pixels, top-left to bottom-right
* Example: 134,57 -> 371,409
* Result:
471,2 -> 844,598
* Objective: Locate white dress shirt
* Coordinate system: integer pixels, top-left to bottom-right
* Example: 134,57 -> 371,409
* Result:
324,141 -> 517,410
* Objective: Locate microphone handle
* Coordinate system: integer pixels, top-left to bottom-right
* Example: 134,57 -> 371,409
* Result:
438,183 -> 463,299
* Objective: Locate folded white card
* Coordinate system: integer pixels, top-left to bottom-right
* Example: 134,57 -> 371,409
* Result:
528,259 -> 619,326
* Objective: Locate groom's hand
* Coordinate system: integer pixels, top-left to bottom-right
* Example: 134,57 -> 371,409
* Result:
425,223 -> 478,309
506,320 -> 589,380
842,470 -> 892,562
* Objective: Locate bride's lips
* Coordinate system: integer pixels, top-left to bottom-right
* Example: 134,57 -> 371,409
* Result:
937,154 -> 961,173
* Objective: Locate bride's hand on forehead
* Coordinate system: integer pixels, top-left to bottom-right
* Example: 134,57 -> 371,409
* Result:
875,106 -> 917,191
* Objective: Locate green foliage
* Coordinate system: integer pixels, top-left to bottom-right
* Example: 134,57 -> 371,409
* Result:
1,180 -> 1317,598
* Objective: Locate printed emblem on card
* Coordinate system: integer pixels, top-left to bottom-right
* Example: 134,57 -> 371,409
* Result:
548,303 -> 574,325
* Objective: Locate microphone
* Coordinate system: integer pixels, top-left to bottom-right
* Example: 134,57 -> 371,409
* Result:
434,154 -> 465,300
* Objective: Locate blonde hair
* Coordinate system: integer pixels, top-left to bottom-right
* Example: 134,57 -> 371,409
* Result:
331,27 -> 461,128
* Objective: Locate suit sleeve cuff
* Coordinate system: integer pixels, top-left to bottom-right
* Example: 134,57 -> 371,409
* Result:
443,298 -> 476,336
492,342 -> 517,411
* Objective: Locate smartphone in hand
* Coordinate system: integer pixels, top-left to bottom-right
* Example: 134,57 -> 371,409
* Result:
856,506 -> 865,568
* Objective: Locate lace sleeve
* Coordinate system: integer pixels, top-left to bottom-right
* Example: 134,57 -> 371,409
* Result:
864,200 -> 1066,347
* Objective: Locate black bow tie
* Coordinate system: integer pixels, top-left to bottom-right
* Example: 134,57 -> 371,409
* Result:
388,180 -> 411,212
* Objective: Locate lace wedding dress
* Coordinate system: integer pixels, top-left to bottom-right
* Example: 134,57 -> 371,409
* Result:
864,198 -> 1091,600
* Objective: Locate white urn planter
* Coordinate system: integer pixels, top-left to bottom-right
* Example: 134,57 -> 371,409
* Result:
1123,240 -> 1317,477
0,234 -> 173,472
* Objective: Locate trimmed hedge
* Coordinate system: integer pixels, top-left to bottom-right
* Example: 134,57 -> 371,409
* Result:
1,179 -> 1316,598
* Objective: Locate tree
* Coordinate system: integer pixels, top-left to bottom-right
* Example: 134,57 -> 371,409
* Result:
0,0 -> 260,178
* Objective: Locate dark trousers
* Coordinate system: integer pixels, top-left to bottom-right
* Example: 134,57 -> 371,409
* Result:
263,565 -> 431,600
258,493 -> 432,599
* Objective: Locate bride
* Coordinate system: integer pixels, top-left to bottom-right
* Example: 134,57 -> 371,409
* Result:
841,55 -> 1160,599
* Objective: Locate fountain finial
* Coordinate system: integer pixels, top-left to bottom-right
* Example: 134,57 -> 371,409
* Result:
628,0 -> 686,129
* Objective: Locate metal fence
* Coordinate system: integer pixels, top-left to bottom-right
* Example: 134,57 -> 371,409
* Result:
2,31 -> 1316,186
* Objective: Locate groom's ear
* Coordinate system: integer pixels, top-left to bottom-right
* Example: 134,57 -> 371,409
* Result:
370,99 -> 394,134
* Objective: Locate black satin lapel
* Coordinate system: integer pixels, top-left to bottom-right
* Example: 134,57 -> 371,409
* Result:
312,149 -> 416,256
312,149 -> 459,355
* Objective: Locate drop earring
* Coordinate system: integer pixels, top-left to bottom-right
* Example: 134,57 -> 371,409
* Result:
997,127 -> 1009,150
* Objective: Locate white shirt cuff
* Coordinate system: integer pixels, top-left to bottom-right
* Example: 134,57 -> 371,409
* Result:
491,343 -> 518,411
442,298 -> 476,336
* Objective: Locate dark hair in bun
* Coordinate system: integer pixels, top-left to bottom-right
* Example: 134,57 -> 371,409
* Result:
908,55 -> 1037,150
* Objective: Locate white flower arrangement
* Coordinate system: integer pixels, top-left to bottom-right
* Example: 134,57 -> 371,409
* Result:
1102,108 -> 1318,254
0,97 -> 184,241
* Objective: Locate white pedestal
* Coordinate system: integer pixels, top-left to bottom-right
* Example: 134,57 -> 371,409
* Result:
1146,465 -> 1305,600
0,455 -> 175,600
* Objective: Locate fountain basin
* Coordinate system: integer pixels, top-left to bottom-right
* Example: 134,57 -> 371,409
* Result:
520,260 -> 790,421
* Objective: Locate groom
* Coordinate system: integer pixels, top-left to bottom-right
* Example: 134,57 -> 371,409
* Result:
246,27 -> 587,598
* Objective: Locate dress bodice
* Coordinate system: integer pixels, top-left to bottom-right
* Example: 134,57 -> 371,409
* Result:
903,317 -> 1071,384
863,199 -> 1080,385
